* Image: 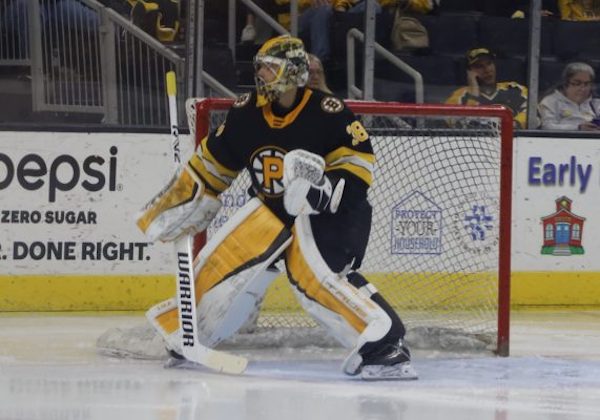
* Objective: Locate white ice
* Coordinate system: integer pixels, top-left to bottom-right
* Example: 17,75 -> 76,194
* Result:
1,310 -> 600,420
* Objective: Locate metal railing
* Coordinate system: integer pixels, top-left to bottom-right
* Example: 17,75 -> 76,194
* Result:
0,0 -> 30,65
4,0 -> 234,127
346,28 -> 424,104
27,0 -> 185,126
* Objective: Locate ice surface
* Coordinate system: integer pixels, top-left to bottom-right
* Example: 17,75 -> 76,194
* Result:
1,310 -> 600,420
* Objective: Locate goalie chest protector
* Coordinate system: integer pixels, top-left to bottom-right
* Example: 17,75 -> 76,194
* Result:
205,88 -> 374,224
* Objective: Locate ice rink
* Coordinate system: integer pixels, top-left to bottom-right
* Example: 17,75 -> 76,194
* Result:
1,309 -> 600,420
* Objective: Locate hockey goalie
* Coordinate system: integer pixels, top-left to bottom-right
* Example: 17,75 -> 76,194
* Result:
136,35 -> 417,380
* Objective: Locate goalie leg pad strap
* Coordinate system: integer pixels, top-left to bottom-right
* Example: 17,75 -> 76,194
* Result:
147,198 -> 292,352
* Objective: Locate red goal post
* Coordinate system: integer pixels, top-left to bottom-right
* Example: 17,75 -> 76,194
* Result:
187,98 -> 513,357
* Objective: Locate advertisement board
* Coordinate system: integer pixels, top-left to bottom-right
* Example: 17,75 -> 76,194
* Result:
1,131 -> 599,309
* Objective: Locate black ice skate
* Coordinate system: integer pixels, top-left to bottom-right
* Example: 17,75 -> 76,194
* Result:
358,341 -> 418,380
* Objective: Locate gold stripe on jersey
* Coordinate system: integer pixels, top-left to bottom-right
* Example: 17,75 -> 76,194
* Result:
195,204 -> 288,302
285,232 -> 368,333
325,146 -> 375,186
262,89 -> 312,129
156,307 -> 179,334
199,137 -> 238,179
188,139 -> 238,194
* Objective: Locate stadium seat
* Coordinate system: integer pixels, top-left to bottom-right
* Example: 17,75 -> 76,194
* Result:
374,55 -> 460,105
377,54 -> 459,86
437,0 -> 482,15
330,10 -> 394,61
553,21 -> 600,60
540,19 -> 556,57
421,15 -> 479,57
204,46 -> 237,91
479,16 -> 529,58
539,59 -> 565,95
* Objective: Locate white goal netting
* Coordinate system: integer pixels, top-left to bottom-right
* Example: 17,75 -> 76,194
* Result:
97,99 -> 512,359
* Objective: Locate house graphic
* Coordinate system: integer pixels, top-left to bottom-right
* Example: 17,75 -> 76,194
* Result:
540,196 -> 585,256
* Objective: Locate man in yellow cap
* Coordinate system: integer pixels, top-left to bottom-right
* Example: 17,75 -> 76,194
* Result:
446,47 -> 529,128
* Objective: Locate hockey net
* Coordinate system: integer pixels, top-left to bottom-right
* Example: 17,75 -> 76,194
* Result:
185,98 -> 513,356
97,99 -> 513,358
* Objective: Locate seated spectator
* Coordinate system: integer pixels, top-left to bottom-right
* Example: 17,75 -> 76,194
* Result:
559,0 -> 600,20
241,13 -> 259,42
271,0 -> 334,62
336,0 -> 435,15
240,0 -> 275,43
307,53 -> 333,93
130,0 -> 181,42
488,0 -> 558,18
539,62 -> 600,130
445,47 -> 529,129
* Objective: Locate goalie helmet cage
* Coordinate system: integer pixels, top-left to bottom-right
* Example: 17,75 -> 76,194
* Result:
188,98 -> 512,357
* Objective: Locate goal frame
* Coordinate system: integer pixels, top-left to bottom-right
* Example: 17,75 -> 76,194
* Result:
192,98 -> 513,357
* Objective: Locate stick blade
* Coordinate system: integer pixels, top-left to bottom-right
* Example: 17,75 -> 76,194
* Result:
184,345 -> 248,375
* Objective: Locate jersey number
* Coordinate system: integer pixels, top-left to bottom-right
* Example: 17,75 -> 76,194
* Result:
346,121 -> 369,146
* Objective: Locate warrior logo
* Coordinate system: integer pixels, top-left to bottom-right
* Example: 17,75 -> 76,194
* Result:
250,146 -> 286,197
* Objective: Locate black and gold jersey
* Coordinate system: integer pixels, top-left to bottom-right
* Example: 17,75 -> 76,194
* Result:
445,82 -> 529,128
189,88 -> 375,224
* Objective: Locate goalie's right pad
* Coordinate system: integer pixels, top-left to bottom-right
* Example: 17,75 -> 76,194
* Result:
136,157 -> 222,242
146,198 -> 292,352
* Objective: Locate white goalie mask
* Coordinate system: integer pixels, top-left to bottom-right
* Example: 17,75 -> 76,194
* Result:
253,35 -> 309,107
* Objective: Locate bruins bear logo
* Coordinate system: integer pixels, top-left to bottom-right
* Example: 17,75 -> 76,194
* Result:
233,93 -> 251,108
321,96 -> 344,113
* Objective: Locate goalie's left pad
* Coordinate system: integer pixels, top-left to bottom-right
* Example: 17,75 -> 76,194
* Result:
136,157 -> 222,242
283,149 -> 345,216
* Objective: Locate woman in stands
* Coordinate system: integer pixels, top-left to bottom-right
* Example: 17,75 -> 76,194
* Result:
538,62 -> 600,131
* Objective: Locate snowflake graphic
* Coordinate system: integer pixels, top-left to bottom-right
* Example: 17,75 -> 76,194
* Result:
464,205 -> 494,241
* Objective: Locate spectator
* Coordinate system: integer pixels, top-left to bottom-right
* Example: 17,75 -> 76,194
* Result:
335,0 -> 435,15
240,0 -> 275,43
130,0 -> 181,42
270,0 -> 334,62
445,47 -> 530,129
539,62 -> 600,131
307,53 -> 333,93
559,0 -> 600,20
241,13 -> 258,42
485,0 -> 558,18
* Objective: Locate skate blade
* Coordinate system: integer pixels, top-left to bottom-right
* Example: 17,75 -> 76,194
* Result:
360,362 -> 419,381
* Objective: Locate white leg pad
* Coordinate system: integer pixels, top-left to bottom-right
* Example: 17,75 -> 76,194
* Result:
291,288 -> 358,349
145,297 -> 181,353
292,215 -> 393,374
197,266 -> 281,346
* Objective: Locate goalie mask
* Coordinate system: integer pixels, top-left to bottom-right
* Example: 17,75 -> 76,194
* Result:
253,35 -> 309,107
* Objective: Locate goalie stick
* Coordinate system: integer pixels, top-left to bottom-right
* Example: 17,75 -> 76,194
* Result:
165,71 -> 248,374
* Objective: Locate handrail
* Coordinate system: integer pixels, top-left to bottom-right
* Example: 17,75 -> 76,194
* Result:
229,0 -> 293,62
203,71 -> 237,98
346,28 -> 424,104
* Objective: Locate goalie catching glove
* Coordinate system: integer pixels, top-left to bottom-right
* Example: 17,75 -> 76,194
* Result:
136,156 -> 222,242
283,149 -> 345,216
